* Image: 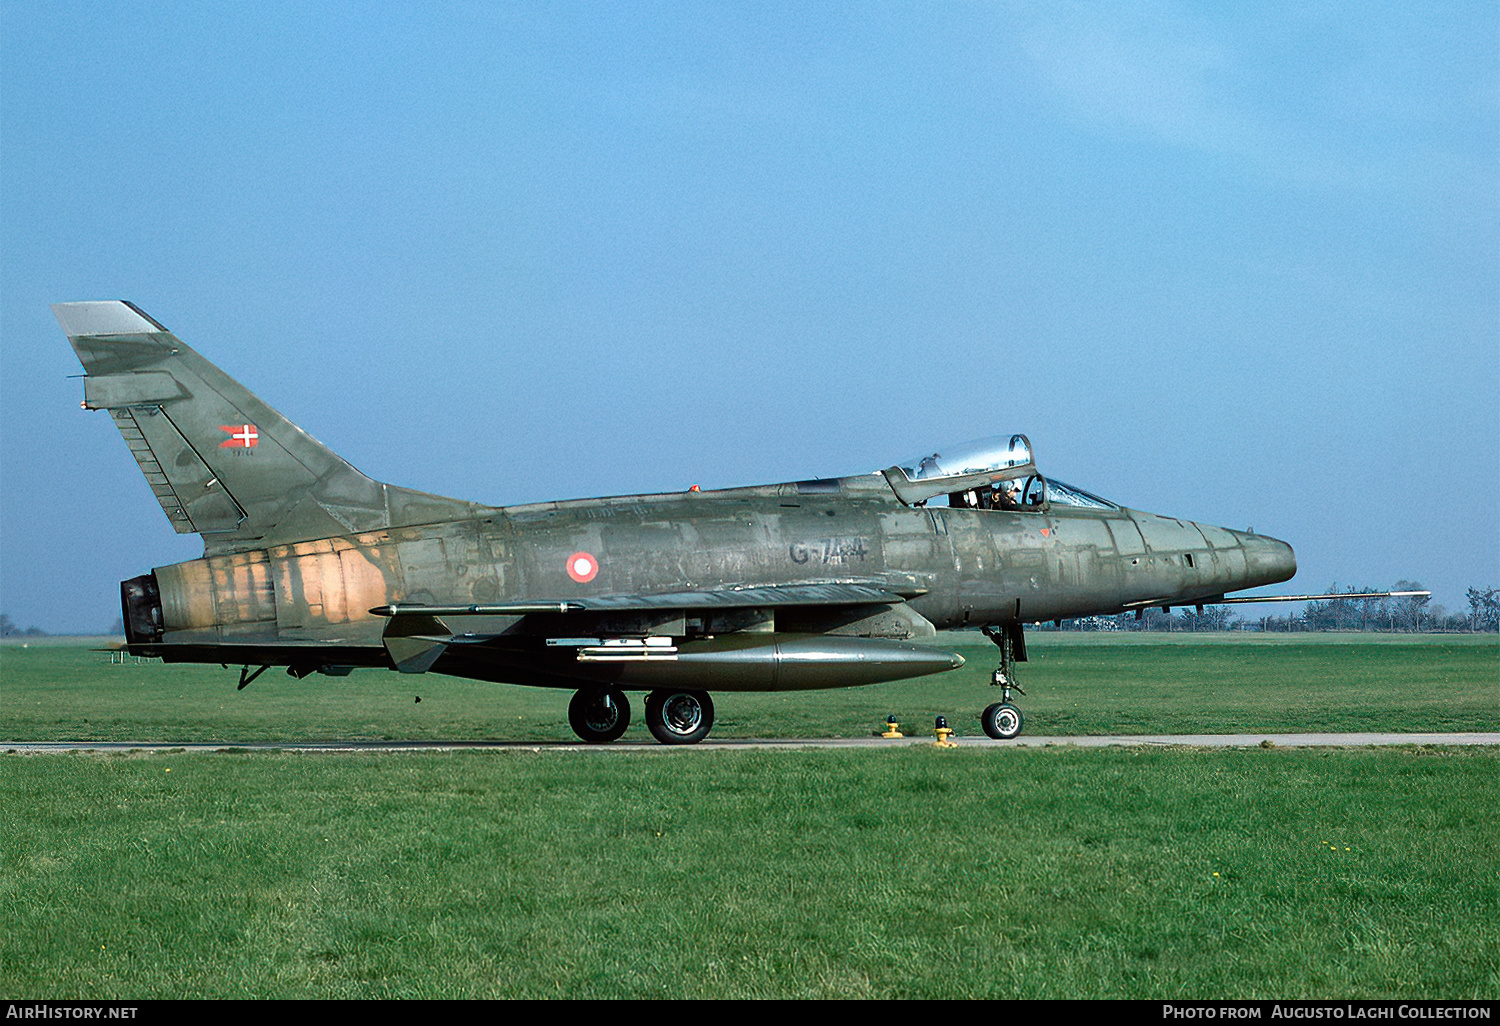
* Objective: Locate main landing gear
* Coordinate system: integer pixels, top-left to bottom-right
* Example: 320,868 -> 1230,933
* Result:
568,685 -> 630,743
980,624 -> 1028,741
644,689 -> 715,746
566,686 -> 716,746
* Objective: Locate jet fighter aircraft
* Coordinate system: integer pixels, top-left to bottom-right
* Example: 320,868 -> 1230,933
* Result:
57,300 -> 1303,745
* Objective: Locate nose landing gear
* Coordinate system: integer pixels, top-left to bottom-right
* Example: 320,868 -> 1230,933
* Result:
980,624 -> 1028,740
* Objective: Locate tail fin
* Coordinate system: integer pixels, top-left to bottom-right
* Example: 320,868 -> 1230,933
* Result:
55,301 -> 483,553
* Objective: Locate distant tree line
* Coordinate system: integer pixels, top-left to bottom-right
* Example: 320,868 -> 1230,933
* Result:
0,613 -> 50,638
1038,583 -> 1500,634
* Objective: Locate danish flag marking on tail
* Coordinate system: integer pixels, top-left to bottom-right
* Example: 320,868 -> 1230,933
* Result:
219,424 -> 259,448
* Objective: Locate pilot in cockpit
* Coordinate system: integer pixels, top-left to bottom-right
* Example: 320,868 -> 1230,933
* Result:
990,480 -> 1022,511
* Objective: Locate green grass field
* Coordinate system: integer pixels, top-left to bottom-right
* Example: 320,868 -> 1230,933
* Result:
1,635 -> 1496,999
2,633 -> 1495,742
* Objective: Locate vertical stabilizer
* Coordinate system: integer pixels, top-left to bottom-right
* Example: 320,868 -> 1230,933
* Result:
55,301 -> 484,553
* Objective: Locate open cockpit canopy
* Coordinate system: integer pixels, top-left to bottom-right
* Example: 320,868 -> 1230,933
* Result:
880,434 -> 1118,511
882,434 -> 1035,505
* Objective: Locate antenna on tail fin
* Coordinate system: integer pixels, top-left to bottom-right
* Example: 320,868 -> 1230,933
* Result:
55,301 -> 483,554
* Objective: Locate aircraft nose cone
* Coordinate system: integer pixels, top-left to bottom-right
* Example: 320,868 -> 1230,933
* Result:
1245,533 -> 1297,586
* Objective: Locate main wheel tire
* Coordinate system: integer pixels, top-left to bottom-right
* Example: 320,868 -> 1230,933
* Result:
981,701 -> 1023,740
644,689 -> 715,746
568,686 -> 630,743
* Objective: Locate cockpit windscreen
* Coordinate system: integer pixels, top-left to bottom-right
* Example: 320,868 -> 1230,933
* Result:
1043,479 -> 1118,510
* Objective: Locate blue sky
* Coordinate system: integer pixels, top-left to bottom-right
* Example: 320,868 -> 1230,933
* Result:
2,1 -> 1496,632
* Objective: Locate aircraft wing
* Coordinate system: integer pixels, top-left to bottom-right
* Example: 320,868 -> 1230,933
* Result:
371,581 -> 933,674
371,580 -> 924,619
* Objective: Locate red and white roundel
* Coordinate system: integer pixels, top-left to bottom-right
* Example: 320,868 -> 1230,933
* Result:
566,551 -> 599,583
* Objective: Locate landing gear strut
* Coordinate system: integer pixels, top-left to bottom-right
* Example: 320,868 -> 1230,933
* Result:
568,685 -> 630,743
980,624 -> 1028,740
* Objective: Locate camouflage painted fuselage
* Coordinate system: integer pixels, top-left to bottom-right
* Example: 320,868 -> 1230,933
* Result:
139,473 -> 1294,688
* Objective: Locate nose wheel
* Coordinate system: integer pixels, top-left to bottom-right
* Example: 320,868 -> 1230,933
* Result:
981,701 -> 1024,740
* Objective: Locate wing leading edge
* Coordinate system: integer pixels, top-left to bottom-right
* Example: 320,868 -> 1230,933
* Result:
372,580 -> 925,619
